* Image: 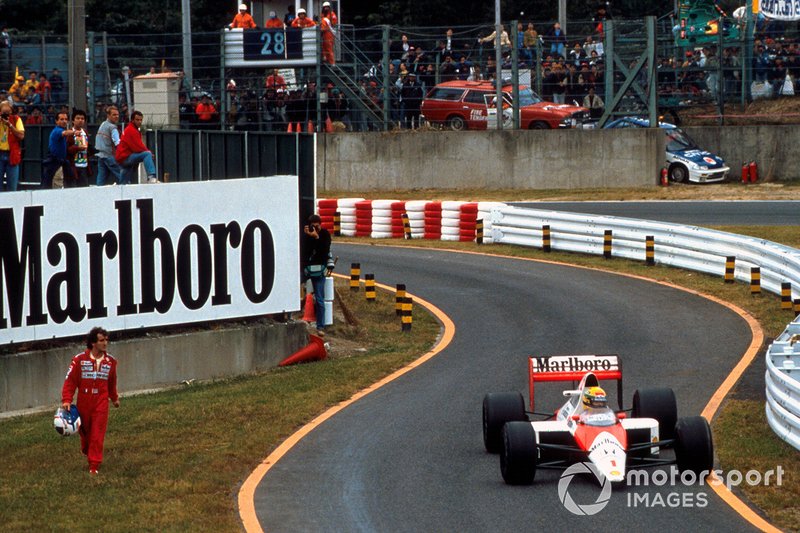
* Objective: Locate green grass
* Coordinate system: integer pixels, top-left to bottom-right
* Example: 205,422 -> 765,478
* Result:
0,282 -> 439,532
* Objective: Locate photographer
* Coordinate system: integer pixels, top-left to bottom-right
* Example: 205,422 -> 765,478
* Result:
0,100 -> 24,192
302,214 -> 334,335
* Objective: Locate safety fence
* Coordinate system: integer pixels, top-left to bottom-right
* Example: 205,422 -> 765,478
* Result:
489,205 -> 800,451
318,197 -> 800,450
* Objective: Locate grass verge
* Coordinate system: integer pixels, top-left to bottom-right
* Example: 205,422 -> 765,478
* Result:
0,280 -> 439,532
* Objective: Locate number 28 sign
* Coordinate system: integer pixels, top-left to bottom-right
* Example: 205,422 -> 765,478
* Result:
243,29 -> 304,61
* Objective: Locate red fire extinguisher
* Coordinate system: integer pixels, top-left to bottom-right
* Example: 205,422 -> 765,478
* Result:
741,162 -> 749,184
748,161 -> 758,183
660,167 -> 669,186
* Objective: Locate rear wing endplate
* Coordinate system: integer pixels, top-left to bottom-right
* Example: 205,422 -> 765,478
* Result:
528,354 -> 623,411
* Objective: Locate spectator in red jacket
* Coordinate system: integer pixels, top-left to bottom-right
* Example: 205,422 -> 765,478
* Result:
115,110 -> 157,184
195,94 -> 218,127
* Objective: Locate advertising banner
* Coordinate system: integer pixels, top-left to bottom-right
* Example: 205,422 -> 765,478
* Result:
0,177 -> 300,344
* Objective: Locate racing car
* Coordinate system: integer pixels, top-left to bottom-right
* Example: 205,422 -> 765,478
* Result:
482,354 -> 713,485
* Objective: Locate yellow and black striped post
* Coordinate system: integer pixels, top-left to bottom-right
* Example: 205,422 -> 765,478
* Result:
401,296 -> 413,332
724,256 -> 735,283
365,274 -> 376,302
395,284 -> 406,316
350,263 -> 360,291
794,299 -> 800,317
401,213 -> 412,239
603,230 -> 612,259
645,235 -> 655,266
333,211 -> 341,236
750,267 -> 761,295
542,225 -> 551,252
476,219 -> 484,245
781,282 -> 792,310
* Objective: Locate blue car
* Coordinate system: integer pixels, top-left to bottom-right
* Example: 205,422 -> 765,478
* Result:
604,117 -> 729,183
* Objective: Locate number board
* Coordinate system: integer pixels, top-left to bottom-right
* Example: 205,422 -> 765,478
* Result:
243,29 -> 304,61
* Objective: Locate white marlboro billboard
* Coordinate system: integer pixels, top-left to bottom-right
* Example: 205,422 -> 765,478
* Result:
0,177 -> 300,344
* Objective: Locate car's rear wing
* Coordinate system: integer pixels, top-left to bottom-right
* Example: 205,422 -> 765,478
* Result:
528,354 -> 623,411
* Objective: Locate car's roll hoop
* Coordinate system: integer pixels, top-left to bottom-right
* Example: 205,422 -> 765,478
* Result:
528,354 -> 623,411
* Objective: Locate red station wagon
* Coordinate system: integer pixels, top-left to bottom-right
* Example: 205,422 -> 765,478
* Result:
420,80 -> 589,130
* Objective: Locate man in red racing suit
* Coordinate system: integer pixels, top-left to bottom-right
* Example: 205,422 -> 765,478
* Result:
62,327 -> 120,474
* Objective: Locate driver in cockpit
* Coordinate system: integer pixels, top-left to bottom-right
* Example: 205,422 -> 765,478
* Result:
579,386 -> 616,426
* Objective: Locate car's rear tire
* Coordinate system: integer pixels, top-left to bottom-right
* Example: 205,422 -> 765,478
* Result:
530,121 -> 550,129
483,392 -> 526,453
632,388 -> 677,440
447,115 -> 466,131
669,163 -> 689,183
501,421 -> 537,485
675,416 -> 714,475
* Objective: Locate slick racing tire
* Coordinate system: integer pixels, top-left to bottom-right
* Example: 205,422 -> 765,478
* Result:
483,392 -> 526,453
632,388 -> 678,440
669,163 -> 689,183
675,416 -> 714,475
501,421 -> 537,485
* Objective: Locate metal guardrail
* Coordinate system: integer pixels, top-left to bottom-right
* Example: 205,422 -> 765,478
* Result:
490,205 -> 800,451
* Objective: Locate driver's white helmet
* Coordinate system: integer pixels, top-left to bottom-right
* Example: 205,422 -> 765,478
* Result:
54,405 -> 81,436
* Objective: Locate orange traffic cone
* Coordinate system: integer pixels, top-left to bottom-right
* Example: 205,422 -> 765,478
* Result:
278,334 -> 327,366
302,292 -> 316,322
325,115 -> 334,133
287,122 -> 293,133
307,120 -> 314,133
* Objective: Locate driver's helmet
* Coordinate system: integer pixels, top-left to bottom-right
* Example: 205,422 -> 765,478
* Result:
582,386 -> 607,408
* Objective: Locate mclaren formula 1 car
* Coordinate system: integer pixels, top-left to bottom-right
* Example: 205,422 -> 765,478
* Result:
482,354 -> 713,484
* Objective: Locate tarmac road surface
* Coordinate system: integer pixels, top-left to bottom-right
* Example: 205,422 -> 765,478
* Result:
252,244 -> 758,532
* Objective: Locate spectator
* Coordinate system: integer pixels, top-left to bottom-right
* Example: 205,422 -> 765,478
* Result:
300,80 -> 317,124
478,25 -> 511,54
116,110 -> 158,184
0,27 -> 10,49
400,72 -> 424,129
178,93 -> 194,129
61,327 -> 120,476
444,28 -> 455,55
265,10 -> 284,29
24,71 -> 40,106
26,106 -> 44,125
391,34 -> 412,65
324,88 -> 350,130
265,68 -> 287,91
36,73 -> 51,105
49,68 -> 64,104
66,109 -> 91,187
302,214 -> 334,336
440,54 -> 457,82
8,74 -> 26,105
195,94 -> 218,128
291,8 -> 315,28
545,23 -> 567,59
523,23 -> 539,64
753,44 -> 770,82
0,100 -> 24,191
42,110 -> 73,188
230,3 -> 257,29
420,62 -> 437,88
456,55 -> 472,80
284,4 -> 296,27
569,43 -> 586,67
95,105 -> 124,185
583,86 -> 604,119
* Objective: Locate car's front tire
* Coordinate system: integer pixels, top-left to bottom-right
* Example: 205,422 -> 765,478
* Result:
675,416 -> 714,475
632,388 -> 678,440
669,163 -> 690,183
529,121 -> 550,129
483,392 -> 526,453
501,421 -> 537,485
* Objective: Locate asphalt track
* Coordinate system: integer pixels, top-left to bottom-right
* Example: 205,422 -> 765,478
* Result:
253,244 -> 759,532
512,200 -> 800,226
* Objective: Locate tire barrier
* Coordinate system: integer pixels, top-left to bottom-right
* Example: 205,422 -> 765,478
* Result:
490,204 -> 800,452
317,198 -> 507,243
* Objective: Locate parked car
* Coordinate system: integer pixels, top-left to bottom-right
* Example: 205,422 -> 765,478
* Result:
604,117 -> 729,183
420,80 -> 589,131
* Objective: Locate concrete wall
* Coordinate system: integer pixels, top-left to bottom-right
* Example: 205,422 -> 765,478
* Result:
317,129 -> 665,191
0,320 -> 308,414
684,125 -> 800,182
